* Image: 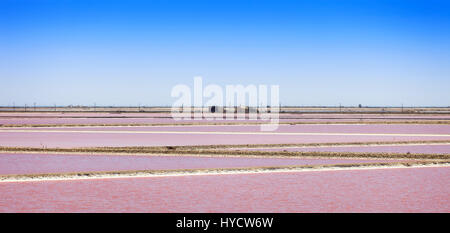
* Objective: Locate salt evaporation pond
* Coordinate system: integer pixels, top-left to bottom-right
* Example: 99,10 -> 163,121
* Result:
0,153 -> 403,175
0,166 -> 448,212
0,123 -> 449,147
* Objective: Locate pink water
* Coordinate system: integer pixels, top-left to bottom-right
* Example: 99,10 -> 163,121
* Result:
240,144 -> 450,154
0,167 -> 448,212
3,124 -> 450,134
0,153 -> 398,175
1,112 -> 449,125
0,117 -> 292,125
0,131 -> 448,147
0,124 -> 448,147
1,112 -> 448,118
2,118 -> 447,125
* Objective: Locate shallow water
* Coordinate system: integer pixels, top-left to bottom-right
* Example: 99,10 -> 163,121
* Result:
3,124 -> 450,134
0,153 -> 401,175
0,167 -> 448,212
1,131 -> 448,147
1,123 -> 449,147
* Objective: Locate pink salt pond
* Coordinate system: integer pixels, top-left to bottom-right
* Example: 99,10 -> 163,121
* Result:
0,153 -> 404,175
1,123 -> 449,147
0,167 -> 448,212
0,132 -> 447,148
2,124 -> 450,134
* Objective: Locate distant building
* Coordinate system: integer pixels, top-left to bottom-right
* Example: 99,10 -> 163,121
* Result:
209,106 -> 224,113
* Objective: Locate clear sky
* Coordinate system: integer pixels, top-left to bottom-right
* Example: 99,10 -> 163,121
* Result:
1,0 -> 449,107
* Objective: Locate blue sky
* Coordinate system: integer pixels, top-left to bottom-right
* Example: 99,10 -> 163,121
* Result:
1,0 -> 449,106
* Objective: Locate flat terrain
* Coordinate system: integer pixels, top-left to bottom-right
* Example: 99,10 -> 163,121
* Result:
0,124 -> 449,147
0,153 -> 402,175
0,109 -> 449,212
0,167 -> 447,212
1,111 -> 450,126
238,144 -> 450,154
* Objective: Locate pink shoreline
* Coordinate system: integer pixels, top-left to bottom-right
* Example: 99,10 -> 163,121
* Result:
1,112 -> 449,126
0,124 -> 448,147
2,124 -> 449,134
240,144 -> 450,154
0,167 -> 448,212
1,112 -> 449,118
0,132 -> 448,147
1,118 -> 447,125
0,153 -> 403,175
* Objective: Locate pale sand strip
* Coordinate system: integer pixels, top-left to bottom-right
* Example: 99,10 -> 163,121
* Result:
1,129 -> 450,137
232,142 -> 450,150
0,150 -> 420,161
1,162 -> 448,183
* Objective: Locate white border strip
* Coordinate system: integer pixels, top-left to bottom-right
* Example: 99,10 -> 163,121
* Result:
1,163 -> 448,183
